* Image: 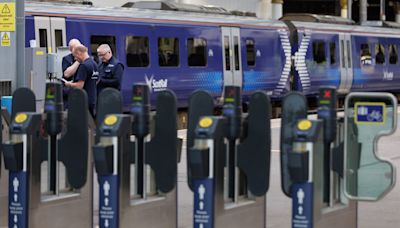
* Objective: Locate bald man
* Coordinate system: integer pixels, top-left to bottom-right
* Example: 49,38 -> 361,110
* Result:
62,39 -> 81,108
64,45 -> 99,117
62,39 -> 81,79
96,44 -> 124,94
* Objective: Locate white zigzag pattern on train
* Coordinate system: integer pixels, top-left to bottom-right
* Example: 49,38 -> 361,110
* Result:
274,29 -> 292,96
294,30 -> 311,92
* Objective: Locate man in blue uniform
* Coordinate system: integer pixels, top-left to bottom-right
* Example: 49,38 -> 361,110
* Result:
96,44 -> 124,94
62,39 -> 81,107
64,45 -> 99,117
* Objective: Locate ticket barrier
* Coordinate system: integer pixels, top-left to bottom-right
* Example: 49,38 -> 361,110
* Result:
93,84 -> 178,228
187,86 -> 271,228
2,82 -> 92,228
281,89 -> 397,228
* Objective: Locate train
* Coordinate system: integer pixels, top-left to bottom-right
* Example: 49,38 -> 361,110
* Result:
23,1 -> 400,109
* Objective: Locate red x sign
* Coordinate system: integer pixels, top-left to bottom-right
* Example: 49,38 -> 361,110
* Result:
323,90 -> 331,98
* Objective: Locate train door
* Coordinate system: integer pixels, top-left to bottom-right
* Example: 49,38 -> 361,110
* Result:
221,27 -> 243,87
338,33 -> 353,93
34,16 -> 66,53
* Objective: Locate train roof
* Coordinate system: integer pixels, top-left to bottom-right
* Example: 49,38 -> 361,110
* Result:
281,14 -> 355,25
291,20 -> 400,37
25,1 -> 286,29
280,14 -> 400,37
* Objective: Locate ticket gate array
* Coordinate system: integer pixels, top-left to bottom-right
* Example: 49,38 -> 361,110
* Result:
93,83 -> 179,228
281,88 -> 398,228
1,82 -> 92,228
187,86 -> 271,228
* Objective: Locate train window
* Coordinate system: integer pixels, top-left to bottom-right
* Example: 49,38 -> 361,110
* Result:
341,40 -> 346,68
375,44 -> 385,65
90,36 -> 116,63
389,44 -> 398,64
330,42 -> 336,65
158,37 -> 179,67
224,36 -> 231,71
39,29 -> 48,48
360,43 -> 372,65
126,36 -> 149,67
246,39 -> 256,67
234,36 -> 240,70
347,40 -> 352,68
312,41 -> 326,64
187,38 -> 207,67
55,30 -> 63,48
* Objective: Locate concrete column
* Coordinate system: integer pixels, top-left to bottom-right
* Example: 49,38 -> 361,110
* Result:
16,0 -> 25,88
340,0 -> 348,19
360,0 -> 367,23
394,2 -> 400,23
257,0 -> 272,19
380,0 -> 386,21
271,0 -> 283,19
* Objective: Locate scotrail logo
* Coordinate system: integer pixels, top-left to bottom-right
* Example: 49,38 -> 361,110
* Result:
145,74 -> 168,92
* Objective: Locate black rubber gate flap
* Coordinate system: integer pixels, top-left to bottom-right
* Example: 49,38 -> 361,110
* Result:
97,88 -> 123,126
58,89 -> 88,189
145,90 -> 177,193
186,90 -> 214,191
280,92 -> 308,197
237,92 -> 271,196
9,88 -> 36,173
11,88 -> 36,120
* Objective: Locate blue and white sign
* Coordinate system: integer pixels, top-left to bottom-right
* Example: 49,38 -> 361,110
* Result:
8,172 -> 28,228
193,179 -> 214,228
355,102 -> 386,124
292,183 -> 313,228
99,175 -> 119,228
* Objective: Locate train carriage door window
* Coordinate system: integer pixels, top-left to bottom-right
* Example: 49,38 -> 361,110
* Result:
246,39 -> 256,67
39,29 -> 48,48
233,36 -> 240,70
389,44 -> 398,64
34,16 -> 52,52
347,40 -> 352,68
330,42 -> 336,65
341,40 -> 346,68
90,36 -> 116,63
221,27 -> 242,87
375,44 -> 385,65
49,17 -> 66,53
158,37 -> 179,67
339,34 -> 353,93
360,43 -> 372,65
224,36 -> 231,71
312,41 -> 326,64
55,30 -> 63,48
187,38 -> 207,67
126,36 -> 150,67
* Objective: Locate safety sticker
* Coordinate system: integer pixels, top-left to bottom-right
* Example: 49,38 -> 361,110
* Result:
355,102 -> 386,125
1,31 -> 10,47
0,2 -> 15,31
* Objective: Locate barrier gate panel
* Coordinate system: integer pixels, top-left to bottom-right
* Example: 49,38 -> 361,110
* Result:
344,93 -> 398,201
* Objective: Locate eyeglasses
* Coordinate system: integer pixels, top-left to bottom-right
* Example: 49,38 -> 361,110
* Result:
97,51 -> 110,57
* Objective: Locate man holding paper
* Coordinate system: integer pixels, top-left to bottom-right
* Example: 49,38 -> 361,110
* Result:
64,45 -> 99,117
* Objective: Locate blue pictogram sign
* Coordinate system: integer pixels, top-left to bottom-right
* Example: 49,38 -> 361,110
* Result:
355,102 -> 386,124
99,175 -> 119,228
193,178 -> 214,228
292,182 -> 313,228
8,172 -> 28,228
